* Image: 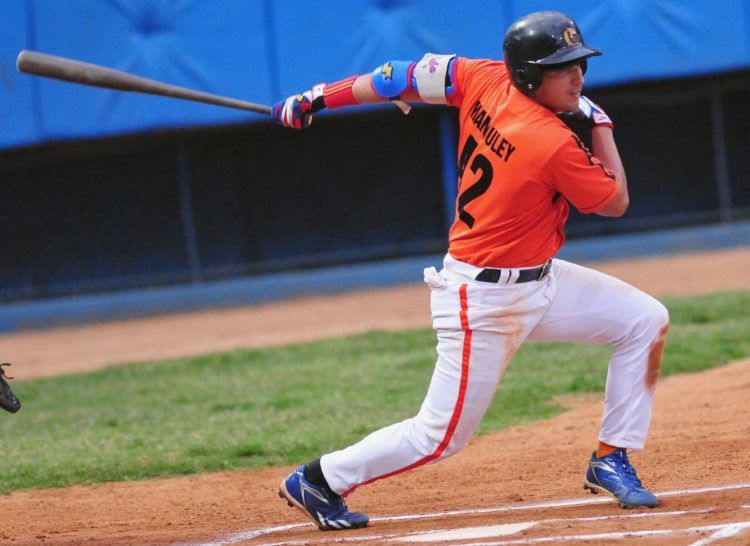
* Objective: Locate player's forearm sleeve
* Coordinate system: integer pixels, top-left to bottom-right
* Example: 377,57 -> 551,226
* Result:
322,77 -> 360,110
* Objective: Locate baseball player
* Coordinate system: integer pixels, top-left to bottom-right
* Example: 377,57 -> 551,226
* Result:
273,11 -> 669,530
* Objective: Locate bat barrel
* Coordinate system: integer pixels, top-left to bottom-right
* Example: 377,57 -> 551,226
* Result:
16,50 -> 272,116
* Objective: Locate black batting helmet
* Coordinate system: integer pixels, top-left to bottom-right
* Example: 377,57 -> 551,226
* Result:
503,11 -> 601,94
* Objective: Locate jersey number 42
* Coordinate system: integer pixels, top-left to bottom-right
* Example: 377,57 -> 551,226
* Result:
457,134 -> 493,228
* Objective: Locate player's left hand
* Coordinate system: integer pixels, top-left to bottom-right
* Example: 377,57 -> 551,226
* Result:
272,85 -> 325,130
273,92 -> 313,129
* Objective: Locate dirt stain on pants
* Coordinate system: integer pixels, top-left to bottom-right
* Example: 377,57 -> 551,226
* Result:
646,324 -> 669,390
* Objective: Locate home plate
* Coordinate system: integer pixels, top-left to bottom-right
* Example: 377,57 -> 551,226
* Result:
393,522 -> 537,542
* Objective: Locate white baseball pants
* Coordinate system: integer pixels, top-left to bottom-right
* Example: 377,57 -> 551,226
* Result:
321,256 -> 669,496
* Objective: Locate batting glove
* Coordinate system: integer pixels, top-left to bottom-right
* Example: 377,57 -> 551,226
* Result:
557,96 -> 612,144
579,96 -> 613,127
272,84 -> 326,130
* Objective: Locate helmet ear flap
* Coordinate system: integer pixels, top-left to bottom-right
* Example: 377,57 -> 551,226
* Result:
505,55 -> 542,94
519,64 -> 542,94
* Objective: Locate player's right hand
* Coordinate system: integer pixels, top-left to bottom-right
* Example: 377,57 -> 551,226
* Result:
558,95 -> 613,136
272,85 -> 325,130
576,96 -> 613,128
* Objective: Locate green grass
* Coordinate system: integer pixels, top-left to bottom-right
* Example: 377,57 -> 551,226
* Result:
1,289 -> 749,493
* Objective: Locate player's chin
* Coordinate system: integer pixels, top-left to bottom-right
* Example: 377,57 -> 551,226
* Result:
562,95 -> 580,112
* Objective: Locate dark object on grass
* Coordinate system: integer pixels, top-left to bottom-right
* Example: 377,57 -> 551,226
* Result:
0,363 -> 21,413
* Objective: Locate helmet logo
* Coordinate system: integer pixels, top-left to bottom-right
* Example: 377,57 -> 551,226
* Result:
563,28 -> 581,46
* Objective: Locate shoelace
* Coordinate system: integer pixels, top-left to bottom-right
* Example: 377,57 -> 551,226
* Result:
320,485 -> 349,517
618,452 -> 645,489
333,495 -> 352,517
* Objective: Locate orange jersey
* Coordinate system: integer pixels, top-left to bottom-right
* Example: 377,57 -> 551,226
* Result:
446,58 -> 619,268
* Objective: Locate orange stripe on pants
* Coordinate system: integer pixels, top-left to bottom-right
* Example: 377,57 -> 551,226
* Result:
342,284 -> 472,496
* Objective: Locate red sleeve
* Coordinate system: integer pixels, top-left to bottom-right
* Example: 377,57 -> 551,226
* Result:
541,134 -> 619,214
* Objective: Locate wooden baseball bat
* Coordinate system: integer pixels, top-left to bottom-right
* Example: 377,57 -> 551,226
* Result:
16,49 -> 272,116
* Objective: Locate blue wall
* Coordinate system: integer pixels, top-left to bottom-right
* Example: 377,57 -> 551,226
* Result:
3,0 -> 750,149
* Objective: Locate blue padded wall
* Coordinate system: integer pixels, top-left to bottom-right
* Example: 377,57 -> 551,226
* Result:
0,2 -> 39,146
2,1 -> 275,148
3,0 -> 750,149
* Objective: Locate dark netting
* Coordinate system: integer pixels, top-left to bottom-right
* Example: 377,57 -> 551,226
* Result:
0,141 -> 189,301
564,73 -> 750,236
723,87 -> 750,212
1,110 -> 448,302
186,108 -> 446,278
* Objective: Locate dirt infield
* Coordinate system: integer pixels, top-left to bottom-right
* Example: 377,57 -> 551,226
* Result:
2,359 -> 748,545
2,247 -> 750,545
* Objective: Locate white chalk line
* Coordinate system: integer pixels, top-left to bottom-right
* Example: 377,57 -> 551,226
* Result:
391,522 -> 538,543
369,481 -> 750,524
688,522 -> 750,546
460,521 -> 750,546
259,507 -> 719,546
188,481 -> 750,546
177,523 -> 307,546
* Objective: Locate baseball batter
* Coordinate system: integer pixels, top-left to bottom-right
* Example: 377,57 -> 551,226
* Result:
274,11 -> 669,530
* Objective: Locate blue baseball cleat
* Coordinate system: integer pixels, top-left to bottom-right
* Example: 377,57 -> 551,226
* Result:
279,465 -> 369,530
584,450 -> 659,509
